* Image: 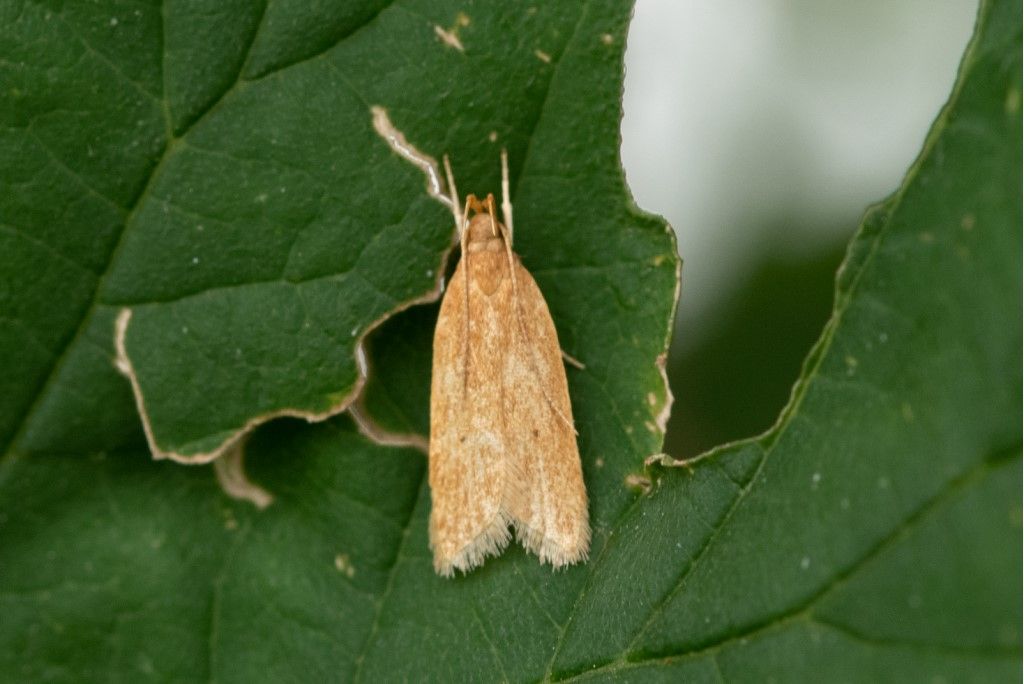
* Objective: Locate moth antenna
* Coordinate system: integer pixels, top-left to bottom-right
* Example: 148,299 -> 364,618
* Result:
460,195 -> 474,241
486,194 -> 498,237
443,155 -> 463,236
501,148 -> 514,245
500,224 -> 578,435
460,195 -> 474,395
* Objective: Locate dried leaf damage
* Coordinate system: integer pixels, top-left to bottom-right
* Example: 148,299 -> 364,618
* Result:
112,106 -> 458,473
213,441 -> 273,509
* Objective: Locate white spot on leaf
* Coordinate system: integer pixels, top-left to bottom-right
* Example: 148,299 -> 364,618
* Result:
334,553 -> 356,578
434,25 -> 465,52
1006,87 -> 1020,114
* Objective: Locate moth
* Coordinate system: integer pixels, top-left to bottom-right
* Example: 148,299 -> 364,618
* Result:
429,152 -> 590,577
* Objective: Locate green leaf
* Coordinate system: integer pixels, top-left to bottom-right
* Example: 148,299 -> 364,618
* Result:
0,2 -> 1019,684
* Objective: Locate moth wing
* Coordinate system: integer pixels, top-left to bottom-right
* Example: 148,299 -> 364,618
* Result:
501,260 -> 590,566
428,259 -> 514,576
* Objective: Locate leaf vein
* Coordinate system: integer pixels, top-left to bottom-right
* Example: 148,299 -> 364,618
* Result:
629,448 -> 1018,665
471,600 -> 512,683
350,476 -> 426,683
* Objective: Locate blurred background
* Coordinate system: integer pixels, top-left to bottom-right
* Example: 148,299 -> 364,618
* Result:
621,0 -> 978,457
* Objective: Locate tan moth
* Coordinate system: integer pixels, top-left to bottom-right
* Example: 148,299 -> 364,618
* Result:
429,152 -> 590,577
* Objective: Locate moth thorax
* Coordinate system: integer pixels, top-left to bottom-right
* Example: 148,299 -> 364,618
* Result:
466,214 -> 506,253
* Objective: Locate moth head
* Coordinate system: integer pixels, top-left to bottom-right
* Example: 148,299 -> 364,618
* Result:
464,193 -> 508,251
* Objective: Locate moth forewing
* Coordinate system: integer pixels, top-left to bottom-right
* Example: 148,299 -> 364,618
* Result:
428,200 -> 590,577
501,257 -> 590,566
